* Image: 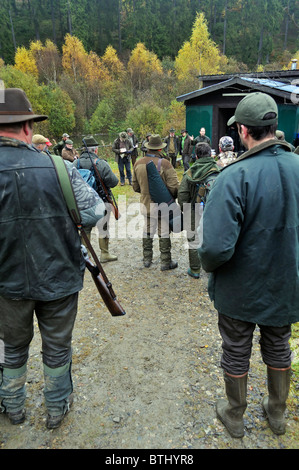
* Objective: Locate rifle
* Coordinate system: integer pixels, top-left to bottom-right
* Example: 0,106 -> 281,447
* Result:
79,226 -> 126,317
50,153 -> 125,317
82,138 -> 120,220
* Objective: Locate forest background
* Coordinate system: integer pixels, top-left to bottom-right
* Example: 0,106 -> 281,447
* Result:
0,0 -> 298,142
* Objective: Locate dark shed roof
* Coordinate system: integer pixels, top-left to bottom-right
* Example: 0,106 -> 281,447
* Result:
176,76 -> 299,103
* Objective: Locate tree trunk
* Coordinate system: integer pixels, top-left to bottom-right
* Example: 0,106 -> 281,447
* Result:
51,0 -> 57,44
223,0 -> 228,55
9,9 -> 16,51
67,0 -> 72,35
257,25 -> 264,65
118,0 -> 122,54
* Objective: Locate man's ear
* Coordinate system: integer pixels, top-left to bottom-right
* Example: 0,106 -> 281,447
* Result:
22,120 -> 33,143
239,125 -> 248,138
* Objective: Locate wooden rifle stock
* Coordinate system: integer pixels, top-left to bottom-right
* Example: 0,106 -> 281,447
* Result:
82,138 -> 120,220
79,221 -> 125,317
84,253 -> 126,317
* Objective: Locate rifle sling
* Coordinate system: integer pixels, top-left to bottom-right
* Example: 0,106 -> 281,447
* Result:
49,154 -> 115,297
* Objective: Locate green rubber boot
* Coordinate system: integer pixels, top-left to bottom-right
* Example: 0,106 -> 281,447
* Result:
216,372 -> 248,438
262,366 -> 291,435
99,237 -> 118,263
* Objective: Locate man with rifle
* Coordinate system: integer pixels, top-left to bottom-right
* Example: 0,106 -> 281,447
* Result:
76,135 -> 119,263
0,88 -> 106,429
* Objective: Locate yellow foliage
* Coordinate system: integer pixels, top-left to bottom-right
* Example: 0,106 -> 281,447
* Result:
128,43 -> 163,76
14,46 -> 38,78
85,51 -> 110,85
101,45 -> 125,79
128,43 -> 163,90
175,12 -> 224,81
62,34 -> 87,82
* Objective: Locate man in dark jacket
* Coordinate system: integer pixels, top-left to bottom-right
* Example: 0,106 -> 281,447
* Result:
112,131 -> 134,185
164,127 -> 180,168
180,129 -> 193,171
76,136 -> 119,262
53,132 -> 69,155
192,127 -> 211,146
127,128 -> 139,166
0,89 -> 105,430
198,92 -> 299,438
178,143 -> 220,279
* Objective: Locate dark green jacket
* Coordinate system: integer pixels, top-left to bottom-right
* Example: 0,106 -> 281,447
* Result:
198,140 -> 299,326
178,157 -> 220,206
178,157 -> 220,232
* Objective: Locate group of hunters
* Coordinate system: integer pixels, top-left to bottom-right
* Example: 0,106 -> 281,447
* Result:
0,87 -> 298,440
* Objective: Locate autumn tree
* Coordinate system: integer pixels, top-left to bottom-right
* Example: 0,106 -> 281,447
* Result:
101,45 -> 125,81
14,46 -> 38,78
175,12 -> 225,85
62,33 -> 87,83
30,39 -> 61,84
128,43 -> 163,92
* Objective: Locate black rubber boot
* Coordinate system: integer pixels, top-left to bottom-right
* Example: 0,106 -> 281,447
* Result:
262,366 -> 291,435
142,237 -> 153,267
216,372 -> 248,438
159,237 -> 178,271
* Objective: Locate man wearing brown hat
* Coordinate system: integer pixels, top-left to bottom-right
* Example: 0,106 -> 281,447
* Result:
198,92 -> 299,438
0,88 -> 105,429
132,134 -> 179,270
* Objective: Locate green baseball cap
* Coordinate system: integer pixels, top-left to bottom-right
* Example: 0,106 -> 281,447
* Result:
227,92 -> 278,127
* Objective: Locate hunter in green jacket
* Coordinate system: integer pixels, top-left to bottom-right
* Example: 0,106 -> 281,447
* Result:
198,92 -> 299,439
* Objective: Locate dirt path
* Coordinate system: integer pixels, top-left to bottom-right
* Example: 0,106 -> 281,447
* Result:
1,193 -> 298,450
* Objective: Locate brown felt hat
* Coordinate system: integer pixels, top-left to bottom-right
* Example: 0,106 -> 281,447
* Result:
145,134 -> 166,150
0,88 -> 48,124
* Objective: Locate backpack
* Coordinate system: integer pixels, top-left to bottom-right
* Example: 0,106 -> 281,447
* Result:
75,159 -> 98,191
194,172 -> 219,205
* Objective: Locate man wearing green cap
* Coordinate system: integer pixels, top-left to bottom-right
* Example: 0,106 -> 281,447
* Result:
198,92 -> 299,438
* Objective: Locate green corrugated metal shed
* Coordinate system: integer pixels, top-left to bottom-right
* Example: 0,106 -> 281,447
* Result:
177,73 -> 299,150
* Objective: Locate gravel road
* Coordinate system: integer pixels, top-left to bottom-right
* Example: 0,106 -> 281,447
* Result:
1,193 -> 298,451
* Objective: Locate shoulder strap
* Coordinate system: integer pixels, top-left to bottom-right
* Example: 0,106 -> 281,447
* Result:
49,154 -> 82,226
157,158 -> 162,173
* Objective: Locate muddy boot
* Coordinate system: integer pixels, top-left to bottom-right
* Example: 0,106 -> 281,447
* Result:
99,237 -> 118,263
262,366 -> 291,435
0,364 -> 27,425
143,237 -> 153,267
159,237 -> 178,271
44,362 -> 74,430
216,372 -> 248,438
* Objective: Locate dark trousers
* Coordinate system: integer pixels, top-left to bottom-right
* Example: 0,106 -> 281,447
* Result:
118,156 -> 132,184
0,293 -> 78,369
182,154 -> 190,171
169,153 -> 176,168
218,313 -> 292,376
